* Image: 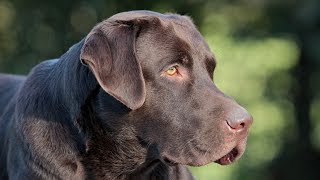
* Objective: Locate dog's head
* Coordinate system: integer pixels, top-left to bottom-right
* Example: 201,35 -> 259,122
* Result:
80,10 -> 253,166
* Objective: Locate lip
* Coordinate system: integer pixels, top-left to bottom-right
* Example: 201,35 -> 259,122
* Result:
215,143 -> 246,165
163,144 -> 245,166
161,136 -> 248,167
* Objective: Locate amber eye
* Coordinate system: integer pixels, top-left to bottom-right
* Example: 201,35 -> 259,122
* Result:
166,66 -> 177,76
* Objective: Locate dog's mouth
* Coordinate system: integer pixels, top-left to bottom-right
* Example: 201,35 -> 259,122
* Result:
159,137 -> 248,167
162,144 -> 245,166
215,147 -> 239,165
214,145 -> 244,165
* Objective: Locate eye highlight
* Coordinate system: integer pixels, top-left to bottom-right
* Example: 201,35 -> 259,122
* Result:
166,66 -> 178,76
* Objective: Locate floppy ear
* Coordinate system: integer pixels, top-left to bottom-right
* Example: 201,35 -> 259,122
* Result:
80,17 -> 151,110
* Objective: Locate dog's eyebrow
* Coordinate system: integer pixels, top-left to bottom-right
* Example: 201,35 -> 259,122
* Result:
158,52 -> 191,71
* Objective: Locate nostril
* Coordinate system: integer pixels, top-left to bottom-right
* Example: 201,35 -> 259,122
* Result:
227,115 -> 253,131
227,120 -> 245,130
225,105 -> 253,131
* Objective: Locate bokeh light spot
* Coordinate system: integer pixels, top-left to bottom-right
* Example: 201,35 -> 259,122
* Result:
0,1 -> 15,31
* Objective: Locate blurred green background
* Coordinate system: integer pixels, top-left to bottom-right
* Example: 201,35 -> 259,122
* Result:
0,0 -> 319,179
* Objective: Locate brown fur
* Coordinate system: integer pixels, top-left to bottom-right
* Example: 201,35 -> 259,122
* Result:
0,11 -> 252,180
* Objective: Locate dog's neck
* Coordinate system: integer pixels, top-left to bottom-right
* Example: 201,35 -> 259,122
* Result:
50,39 -> 98,121
23,40 -> 186,179
49,42 -> 176,179
75,86 -> 170,179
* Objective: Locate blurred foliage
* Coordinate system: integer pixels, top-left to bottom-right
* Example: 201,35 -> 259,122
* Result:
0,0 -> 319,179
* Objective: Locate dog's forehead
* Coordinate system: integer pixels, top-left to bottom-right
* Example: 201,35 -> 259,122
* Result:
109,11 -> 210,47
145,14 -> 214,63
109,10 -> 216,64
169,20 -> 213,58
109,10 -> 164,20
155,13 -> 215,62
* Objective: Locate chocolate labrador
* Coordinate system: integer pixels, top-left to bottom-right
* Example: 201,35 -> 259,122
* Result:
0,10 -> 253,180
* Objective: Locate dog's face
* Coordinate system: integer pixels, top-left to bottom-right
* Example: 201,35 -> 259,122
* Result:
80,11 -> 253,167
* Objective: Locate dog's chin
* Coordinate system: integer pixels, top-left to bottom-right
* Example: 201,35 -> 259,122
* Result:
163,141 -> 247,167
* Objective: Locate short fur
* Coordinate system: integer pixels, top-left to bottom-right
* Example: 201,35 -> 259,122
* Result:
0,11 -> 252,180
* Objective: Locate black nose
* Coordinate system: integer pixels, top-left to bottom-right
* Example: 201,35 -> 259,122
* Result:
227,107 -> 253,131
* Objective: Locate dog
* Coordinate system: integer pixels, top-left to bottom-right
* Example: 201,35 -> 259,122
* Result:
0,10 -> 253,180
